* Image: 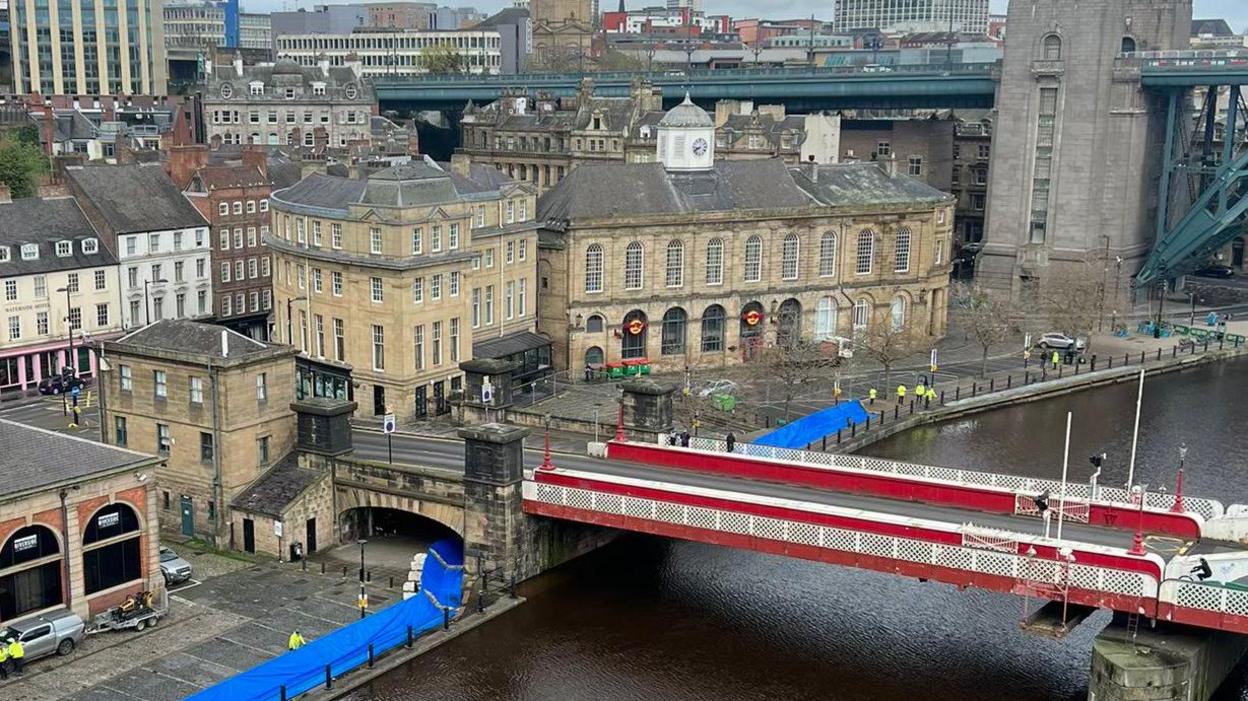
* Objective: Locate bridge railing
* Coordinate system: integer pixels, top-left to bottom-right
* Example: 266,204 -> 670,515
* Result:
682,436 -> 1223,520
1160,579 -> 1248,631
1127,49 -> 1248,70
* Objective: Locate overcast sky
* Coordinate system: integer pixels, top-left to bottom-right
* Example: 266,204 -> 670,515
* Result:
244,0 -> 1248,31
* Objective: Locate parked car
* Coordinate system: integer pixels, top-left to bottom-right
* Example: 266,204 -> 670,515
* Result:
698,379 -> 740,398
37,374 -> 86,396
2,609 -> 85,660
1194,264 -> 1235,278
1036,332 -> 1087,352
159,546 -> 193,586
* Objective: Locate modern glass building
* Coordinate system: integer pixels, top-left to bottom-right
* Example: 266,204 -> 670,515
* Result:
832,0 -> 989,35
10,0 -> 168,95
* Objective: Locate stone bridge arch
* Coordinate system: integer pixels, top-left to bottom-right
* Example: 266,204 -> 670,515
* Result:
334,484 -> 465,542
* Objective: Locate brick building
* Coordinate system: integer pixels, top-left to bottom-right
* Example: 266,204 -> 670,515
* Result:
0,419 -> 163,623
100,320 -> 297,543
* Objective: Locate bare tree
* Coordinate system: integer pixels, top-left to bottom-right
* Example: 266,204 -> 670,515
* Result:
951,281 -> 1019,376
857,316 -> 925,386
1032,262 -> 1104,340
761,319 -> 840,421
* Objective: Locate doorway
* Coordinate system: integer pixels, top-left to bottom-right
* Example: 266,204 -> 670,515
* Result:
242,518 -> 256,554
433,381 -> 446,415
305,518 -> 317,554
1234,239 -> 1245,268
373,385 -> 386,416
180,496 -> 194,537
414,385 -> 427,419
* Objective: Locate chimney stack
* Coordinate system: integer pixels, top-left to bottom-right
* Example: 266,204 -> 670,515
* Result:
242,143 -> 268,178
233,55 -> 244,77
450,152 -> 471,178
221,329 -> 229,358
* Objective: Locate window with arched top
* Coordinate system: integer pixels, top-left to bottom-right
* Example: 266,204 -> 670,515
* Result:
890,296 -> 906,330
855,230 -> 874,274
705,238 -> 724,285
1121,36 -> 1136,54
82,502 -> 143,595
585,314 -> 604,333
1043,34 -> 1062,61
665,240 -> 684,288
0,525 -> 63,620
744,235 -> 762,282
661,307 -> 687,355
781,233 -> 800,280
585,346 -> 604,366
584,243 -> 603,293
819,232 -> 837,277
701,305 -> 726,352
815,297 -> 838,340
624,241 -> 644,290
853,298 -> 870,330
894,227 -> 912,273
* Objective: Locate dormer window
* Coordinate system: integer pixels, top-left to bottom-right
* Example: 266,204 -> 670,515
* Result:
55,241 -> 72,257
0,246 -> 9,262
249,81 -> 264,96
284,88 -> 296,99
20,243 -> 38,260
82,238 -> 98,254
312,82 -> 326,96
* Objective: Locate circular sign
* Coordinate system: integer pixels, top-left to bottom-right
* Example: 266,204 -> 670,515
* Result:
626,319 -> 645,336
743,310 -> 762,326
220,82 -> 233,99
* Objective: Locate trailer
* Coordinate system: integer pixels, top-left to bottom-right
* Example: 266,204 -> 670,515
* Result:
85,590 -> 168,634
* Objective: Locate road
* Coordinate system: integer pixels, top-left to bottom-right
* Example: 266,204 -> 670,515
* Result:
351,431 -> 1186,559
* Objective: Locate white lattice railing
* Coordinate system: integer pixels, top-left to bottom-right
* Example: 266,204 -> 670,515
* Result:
679,437 -> 1223,520
1163,580 -> 1248,618
526,481 -> 1154,599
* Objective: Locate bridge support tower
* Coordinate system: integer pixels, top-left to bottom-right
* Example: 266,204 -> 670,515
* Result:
1089,614 -> 1248,701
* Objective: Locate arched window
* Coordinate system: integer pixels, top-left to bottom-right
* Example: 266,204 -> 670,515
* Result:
1120,36 -> 1136,53
1043,34 -> 1062,60
661,307 -> 687,355
622,309 -> 647,359
777,298 -> 801,347
624,241 -> 644,290
701,305 -> 725,352
82,503 -> 143,595
744,235 -> 762,282
584,243 -> 603,293
856,230 -> 874,274
705,237 -> 724,285
585,346 -> 604,366
781,233 -> 800,280
665,240 -> 684,287
890,296 -> 906,330
585,314 -> 604,333
853,298 -> 871,330
819,232 -> 837,277
894,227 -> 912,273
0,525 -> 62,620
815,296 -> 838,340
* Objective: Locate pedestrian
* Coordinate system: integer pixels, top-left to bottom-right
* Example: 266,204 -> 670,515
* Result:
1051,350 -> 1060,369
0,638 -> 9,680
8,636 -> 24,676
915,382 -> 925,399
680,430 -> 690,448
288,630 -> 307,651
668,429 -> 679,446
725,432 -> 736,453
896,384 -> 906,404
868,388 -> 877,405
927,387 -> 937,403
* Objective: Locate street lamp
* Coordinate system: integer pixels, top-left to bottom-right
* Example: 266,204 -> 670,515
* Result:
1187,292 -> 1200,326
286,296 -> 308,347
1128,484 -> 1149,555
1098,235 -> 1110,331
144,278 -> 169,326
357,538 -> 368,619
1171,443 -> 1188,514
55,286 -> 74,377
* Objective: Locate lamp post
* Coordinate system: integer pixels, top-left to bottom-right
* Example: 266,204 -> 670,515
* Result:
1098,235 -> 1110,331
1187,292 -> 1199,326
357,538 -> 367,619
143,278 -> 169,326
1172,443 -> 1188,514
286,295 -> 308,347
1129,484 -> 1149,555
56,286 -> 74,377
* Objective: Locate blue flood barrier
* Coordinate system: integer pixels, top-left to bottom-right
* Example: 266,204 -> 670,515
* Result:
754,401 -> 869,449
184,539 -> 464,701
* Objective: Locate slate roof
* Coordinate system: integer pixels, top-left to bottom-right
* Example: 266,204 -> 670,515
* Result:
0,419 -> 158,496
792,162 -> 950,207
476,7 -> 529,27
473,330 -> 551,360
1192,18 -> 1235,36
277,159 -> 522,211
230,454 -> 321,518
659,94 -> 713,128
0,198 -> 115,276
193,165 -> 269,190
114,319 -> 271,359
65,164 -> 208,234
537,159 -> 812,220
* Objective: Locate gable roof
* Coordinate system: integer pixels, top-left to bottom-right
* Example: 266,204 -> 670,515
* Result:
791,162 -> 950,207
66,164 -> 208,234
0,419 -> 158,496
0,197 -> 115,276
230,454 -> 322,518
114,318 -> 271,359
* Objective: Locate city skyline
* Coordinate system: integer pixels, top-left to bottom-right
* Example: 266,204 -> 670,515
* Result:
244,0 -> 1247,30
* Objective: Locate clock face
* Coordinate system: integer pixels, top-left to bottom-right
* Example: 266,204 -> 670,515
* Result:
219,83 -> 233,99
692,137 -> 708,157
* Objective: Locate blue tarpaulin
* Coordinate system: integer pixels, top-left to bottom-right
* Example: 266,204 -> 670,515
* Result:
185,539 -> 464,701
754,401 -> 869,449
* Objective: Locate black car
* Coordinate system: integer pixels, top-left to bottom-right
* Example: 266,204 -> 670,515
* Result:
38,374 -> 86,396
1194,265 -> 1235,278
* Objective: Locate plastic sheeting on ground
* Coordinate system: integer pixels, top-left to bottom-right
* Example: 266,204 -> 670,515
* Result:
185,539 -> 464,701
753,401 -> 869,449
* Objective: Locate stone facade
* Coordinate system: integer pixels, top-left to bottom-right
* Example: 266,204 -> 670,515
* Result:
268,159 -> 539,421
951,116 -> 992,276
100,321 -> 298,543
980,0 -> 1192,291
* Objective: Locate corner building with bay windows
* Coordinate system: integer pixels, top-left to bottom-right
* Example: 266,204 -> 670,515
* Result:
537,96 -> 955,372
269,157 -> 539,420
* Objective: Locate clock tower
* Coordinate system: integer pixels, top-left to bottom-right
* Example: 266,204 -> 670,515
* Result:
656,93 -> 715,171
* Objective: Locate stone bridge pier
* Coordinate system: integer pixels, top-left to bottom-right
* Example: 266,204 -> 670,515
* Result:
1089,615 -> 1248,701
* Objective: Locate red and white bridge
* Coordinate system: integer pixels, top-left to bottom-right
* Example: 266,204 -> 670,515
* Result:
522,432 -> 1248,635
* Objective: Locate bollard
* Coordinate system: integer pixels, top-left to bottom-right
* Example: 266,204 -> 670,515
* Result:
1173,346 -> 1177,358
509,574 -> 516,598
368,643 -> 375,668
806,442 -> 813,451
894,406 -> 899,419
879,410 -> 885,424
1140,351 -> 1145,364
940,390 -> 946,405
1007,375 -> 1012,389
908,400 -> 914,415
822,436 -> 827,451
407,625 -> 414,648
478,589 -> 485,613
837,428 -> 843,444
342,565 -> 347,578
1204,340 -> 1209,352
1091,355 -> 1097,371
301,559 -> 306,572
1108,356 -> 1113,369
281,686 -> 287,701
1025,371 -> 1030,384
1157,348 -> 1162,361
325,665 -> 333,690
1124,353 -> 1129,365
852,422 -> 858,436
972,382 -> 977,397
955,387 -> 961,400
366,570 -> 371,583
443,607 -> 451,630
924,395 -> 931,409
1074,362 -> 1078,375
389,576 -> 394,588
321,562 -> 325,575
1221,337 -> 1225,350
990,378 -> 995,392
1058,365 -> 1063,379
1191,342 -> 1196,355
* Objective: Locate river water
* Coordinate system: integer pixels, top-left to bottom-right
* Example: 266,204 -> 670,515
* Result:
348,358 -> 1248,701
